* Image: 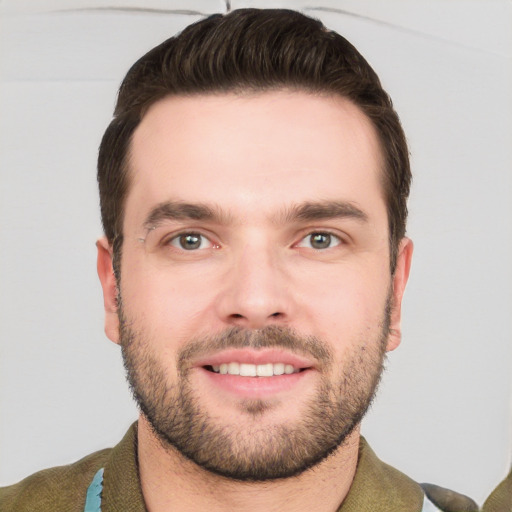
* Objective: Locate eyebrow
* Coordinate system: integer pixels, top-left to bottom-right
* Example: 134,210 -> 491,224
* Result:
143,201 -> 230,230
143,199 -> 368,231
279,201 -> 368,224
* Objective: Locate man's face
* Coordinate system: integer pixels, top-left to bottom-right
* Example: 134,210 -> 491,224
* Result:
98,91 -> 412,480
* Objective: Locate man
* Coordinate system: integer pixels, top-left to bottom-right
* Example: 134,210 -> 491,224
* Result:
0,9 -> 479,512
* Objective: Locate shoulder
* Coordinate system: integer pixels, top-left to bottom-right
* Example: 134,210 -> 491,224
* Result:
0,448 -> 111,512
482,468 -> 512,512
347,438 -> 479,512
421,483 -> 480,512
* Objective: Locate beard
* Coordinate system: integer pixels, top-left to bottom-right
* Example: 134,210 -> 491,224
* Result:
119,301 -> 390,482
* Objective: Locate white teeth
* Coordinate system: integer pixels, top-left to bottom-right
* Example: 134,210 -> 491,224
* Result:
240,363 -> 257,376
284,364 -> 294,375
273,363 -> 285,375
228,362 -> 239,374
256,363 -> 274,377
210,362 -> 301,376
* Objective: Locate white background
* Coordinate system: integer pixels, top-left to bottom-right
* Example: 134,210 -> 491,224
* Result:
1,0 -> 511,505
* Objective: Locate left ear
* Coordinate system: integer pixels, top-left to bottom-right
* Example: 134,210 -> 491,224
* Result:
387,237 -> 413,352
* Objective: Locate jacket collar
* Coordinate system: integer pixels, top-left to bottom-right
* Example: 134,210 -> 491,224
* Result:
100,423 -> 423,512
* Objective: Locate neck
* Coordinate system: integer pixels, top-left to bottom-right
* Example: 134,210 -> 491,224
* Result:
137,415 -> 360,512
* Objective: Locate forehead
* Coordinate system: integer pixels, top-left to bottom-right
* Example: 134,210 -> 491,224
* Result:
125,91 -> 385,229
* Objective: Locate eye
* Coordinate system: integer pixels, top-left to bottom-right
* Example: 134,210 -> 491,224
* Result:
168,232 -> 212,251
297,232 -> 342,250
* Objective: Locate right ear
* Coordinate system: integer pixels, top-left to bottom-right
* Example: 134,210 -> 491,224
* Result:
96,237 -> 120,344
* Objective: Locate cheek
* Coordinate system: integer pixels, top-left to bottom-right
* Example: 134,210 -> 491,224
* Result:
297,263 -> 390,343
120,257 -> 220,335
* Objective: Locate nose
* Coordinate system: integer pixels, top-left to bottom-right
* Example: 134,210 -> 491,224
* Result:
215,243 -> 294,329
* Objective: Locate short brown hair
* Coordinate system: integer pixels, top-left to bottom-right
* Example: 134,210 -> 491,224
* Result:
98,8 -> 411,271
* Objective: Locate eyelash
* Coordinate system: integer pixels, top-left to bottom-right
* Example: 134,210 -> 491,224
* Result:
295,231 -> 343,250
164,232 -> 216,251
161,230 -> 345,251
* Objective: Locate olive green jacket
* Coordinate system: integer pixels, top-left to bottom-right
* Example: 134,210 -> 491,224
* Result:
0,423 -> 478,512
482,468 -> 512,512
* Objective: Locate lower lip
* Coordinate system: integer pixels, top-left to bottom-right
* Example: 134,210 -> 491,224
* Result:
197,367 -> 312,398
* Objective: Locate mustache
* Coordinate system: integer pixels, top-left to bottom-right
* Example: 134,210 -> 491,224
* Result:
177,325 -> 333,371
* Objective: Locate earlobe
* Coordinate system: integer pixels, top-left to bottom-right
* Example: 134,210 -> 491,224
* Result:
387,237 -> 413,352
96,237 -> 120,344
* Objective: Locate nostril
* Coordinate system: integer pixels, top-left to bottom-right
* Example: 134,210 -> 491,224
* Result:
226,311 -> 284,326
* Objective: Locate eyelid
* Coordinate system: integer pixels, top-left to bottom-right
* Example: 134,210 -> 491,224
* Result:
156,228 -> 221,250
293,229 -> 348,248
169,232 -> 211,250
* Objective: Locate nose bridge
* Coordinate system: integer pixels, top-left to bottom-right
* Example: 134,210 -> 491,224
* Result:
218,237 -> 291,327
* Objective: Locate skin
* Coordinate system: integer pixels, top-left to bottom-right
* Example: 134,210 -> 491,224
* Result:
97,91 -> 413,512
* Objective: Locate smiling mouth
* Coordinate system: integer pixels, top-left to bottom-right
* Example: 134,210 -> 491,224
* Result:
204,362 -> 307,376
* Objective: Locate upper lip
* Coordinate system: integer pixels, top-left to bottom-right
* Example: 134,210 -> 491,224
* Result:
192,348 -> 315,370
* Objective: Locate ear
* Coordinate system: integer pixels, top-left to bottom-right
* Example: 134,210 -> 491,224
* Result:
387,237 -> 413,352
96,237 -> 120,344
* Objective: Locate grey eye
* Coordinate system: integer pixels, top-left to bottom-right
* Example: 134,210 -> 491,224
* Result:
310,233 -> 332,249
169,233 -> 210,250
180,234 -> 201,250
297,232 -> 341,250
